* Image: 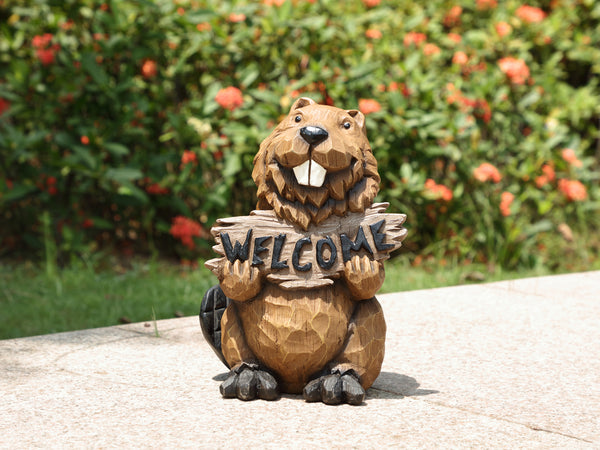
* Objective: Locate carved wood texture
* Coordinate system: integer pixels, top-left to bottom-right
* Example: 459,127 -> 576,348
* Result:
206,202 -> 407,291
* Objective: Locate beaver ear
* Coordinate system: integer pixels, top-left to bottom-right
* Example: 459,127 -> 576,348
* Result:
290,97 -> 316,112
347,109 -> 366,132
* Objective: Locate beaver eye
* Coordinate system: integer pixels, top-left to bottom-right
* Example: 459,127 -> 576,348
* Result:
294,115 -> 302,123
343,122 -> 351,129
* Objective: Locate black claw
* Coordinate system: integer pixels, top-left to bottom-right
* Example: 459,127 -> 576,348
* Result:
236,368 -> 257,400
341,374 -> 365,405
321,374 -> 343,405
256,370 -> 279,400
302,370 -> 365,405
219,365 -> 279,401
302,378 -> 322,402
220,372 -> 239,398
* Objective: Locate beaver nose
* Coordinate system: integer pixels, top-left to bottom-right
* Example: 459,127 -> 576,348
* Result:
300,126 -> 328,146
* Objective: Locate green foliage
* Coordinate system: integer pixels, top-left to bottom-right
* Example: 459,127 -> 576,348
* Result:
1,0 -> 599,270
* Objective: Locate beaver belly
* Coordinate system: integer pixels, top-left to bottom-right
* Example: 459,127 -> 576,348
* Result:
237,282 -> 354,393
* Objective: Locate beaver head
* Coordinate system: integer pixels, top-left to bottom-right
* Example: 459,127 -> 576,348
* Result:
252,97 -> 381,230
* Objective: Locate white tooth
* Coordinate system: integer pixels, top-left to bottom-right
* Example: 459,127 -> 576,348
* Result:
293,160 -> 310,186
292,160 -> 327,188
308,160 -> 326,187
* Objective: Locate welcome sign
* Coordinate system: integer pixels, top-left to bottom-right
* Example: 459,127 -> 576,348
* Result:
206,203 -> 407,290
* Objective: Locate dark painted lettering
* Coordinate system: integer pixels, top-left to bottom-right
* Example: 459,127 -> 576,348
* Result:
221,229 -> 252,263
292,237 -> 312,272
271,234 -> 289,269
316,236 -> 337,270
252,235 -> 271,266
340,226 -> 373,262
370,220 -> 394,252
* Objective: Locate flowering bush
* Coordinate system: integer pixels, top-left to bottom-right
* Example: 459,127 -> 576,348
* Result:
0,0 -> 599,270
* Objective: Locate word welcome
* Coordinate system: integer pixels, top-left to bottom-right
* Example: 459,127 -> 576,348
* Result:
220,220 -> 393,273
206,205 -> 407,289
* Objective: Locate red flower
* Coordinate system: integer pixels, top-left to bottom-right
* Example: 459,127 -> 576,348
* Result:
535,175 -> 549,188
61,20 -> 74,31
81,135 -> 90,145
535,165 -> 556,188
474,99 -> 492,123
146,183 -> 169,195
561,148 -> 582,168
32,34 -> 53,48
558,179 -> 587,202
365,29 -> 382,39
447,33 -> 462,44
358,98 -> 381,115
443,6 -> 462,27
424,179 -> 453,202
141,60 -> 158,78
498,57 -> 530,85
403,32 -> 427,47
423,43 -> 441,56
170,216 -> 203,250
32,34 -> 59,66
36,47 -> 59,65
499,191 -> 514,216
82,218 -> 94,229
228,13 -> 246,23
473,163 -> 502,183
215,87 -> 244,111
181,149 -> 197,167
476,0 -> 497,9
0,98 -> 10,116
452,51 -> 468,65
542,163 -> 555,181
362,0 -> 381,7
516,5 -> 546,23
388,82 -> 411,98
495,22 -> 512,38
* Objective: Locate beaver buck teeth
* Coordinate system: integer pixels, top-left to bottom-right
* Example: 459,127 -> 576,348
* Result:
292,159 -> 327,188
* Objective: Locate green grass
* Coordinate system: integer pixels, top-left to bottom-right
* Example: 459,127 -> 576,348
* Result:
380,260 -> 555,293
0,257 -> 595,340
0,260 -> 216,340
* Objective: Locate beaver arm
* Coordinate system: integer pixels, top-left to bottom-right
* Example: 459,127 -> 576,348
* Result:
343,255 -> 385,300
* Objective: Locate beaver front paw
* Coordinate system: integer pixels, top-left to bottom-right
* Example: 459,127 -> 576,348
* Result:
302,369 -> 365,405
220,260 -> 262,301
344,255 -> 384,299
220,362 -> 280,401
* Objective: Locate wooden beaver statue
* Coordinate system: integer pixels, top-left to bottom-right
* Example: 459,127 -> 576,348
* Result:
200,97 -> 407,405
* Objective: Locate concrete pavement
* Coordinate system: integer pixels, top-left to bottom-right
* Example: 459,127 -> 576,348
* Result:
1,271 -> 599,448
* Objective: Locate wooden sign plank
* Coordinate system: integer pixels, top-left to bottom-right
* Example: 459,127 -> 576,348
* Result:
206,202 -> 407,290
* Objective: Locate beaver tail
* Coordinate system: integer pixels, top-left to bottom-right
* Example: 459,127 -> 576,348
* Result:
199,285 -> 232,368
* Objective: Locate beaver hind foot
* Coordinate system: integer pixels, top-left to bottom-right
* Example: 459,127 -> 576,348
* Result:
220,362 -> 280,401
303,369 -> 365,405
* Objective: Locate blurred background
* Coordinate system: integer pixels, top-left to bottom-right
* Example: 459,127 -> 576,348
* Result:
1,0 -> 599,338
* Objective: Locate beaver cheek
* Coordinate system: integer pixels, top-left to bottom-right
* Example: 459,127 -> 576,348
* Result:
275,134 -> 310,167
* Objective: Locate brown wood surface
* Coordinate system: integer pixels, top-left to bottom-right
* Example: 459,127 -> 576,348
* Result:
206,202 -> 407,290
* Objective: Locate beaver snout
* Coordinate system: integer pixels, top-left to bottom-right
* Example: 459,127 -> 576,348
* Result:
300,126 -> 328,146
